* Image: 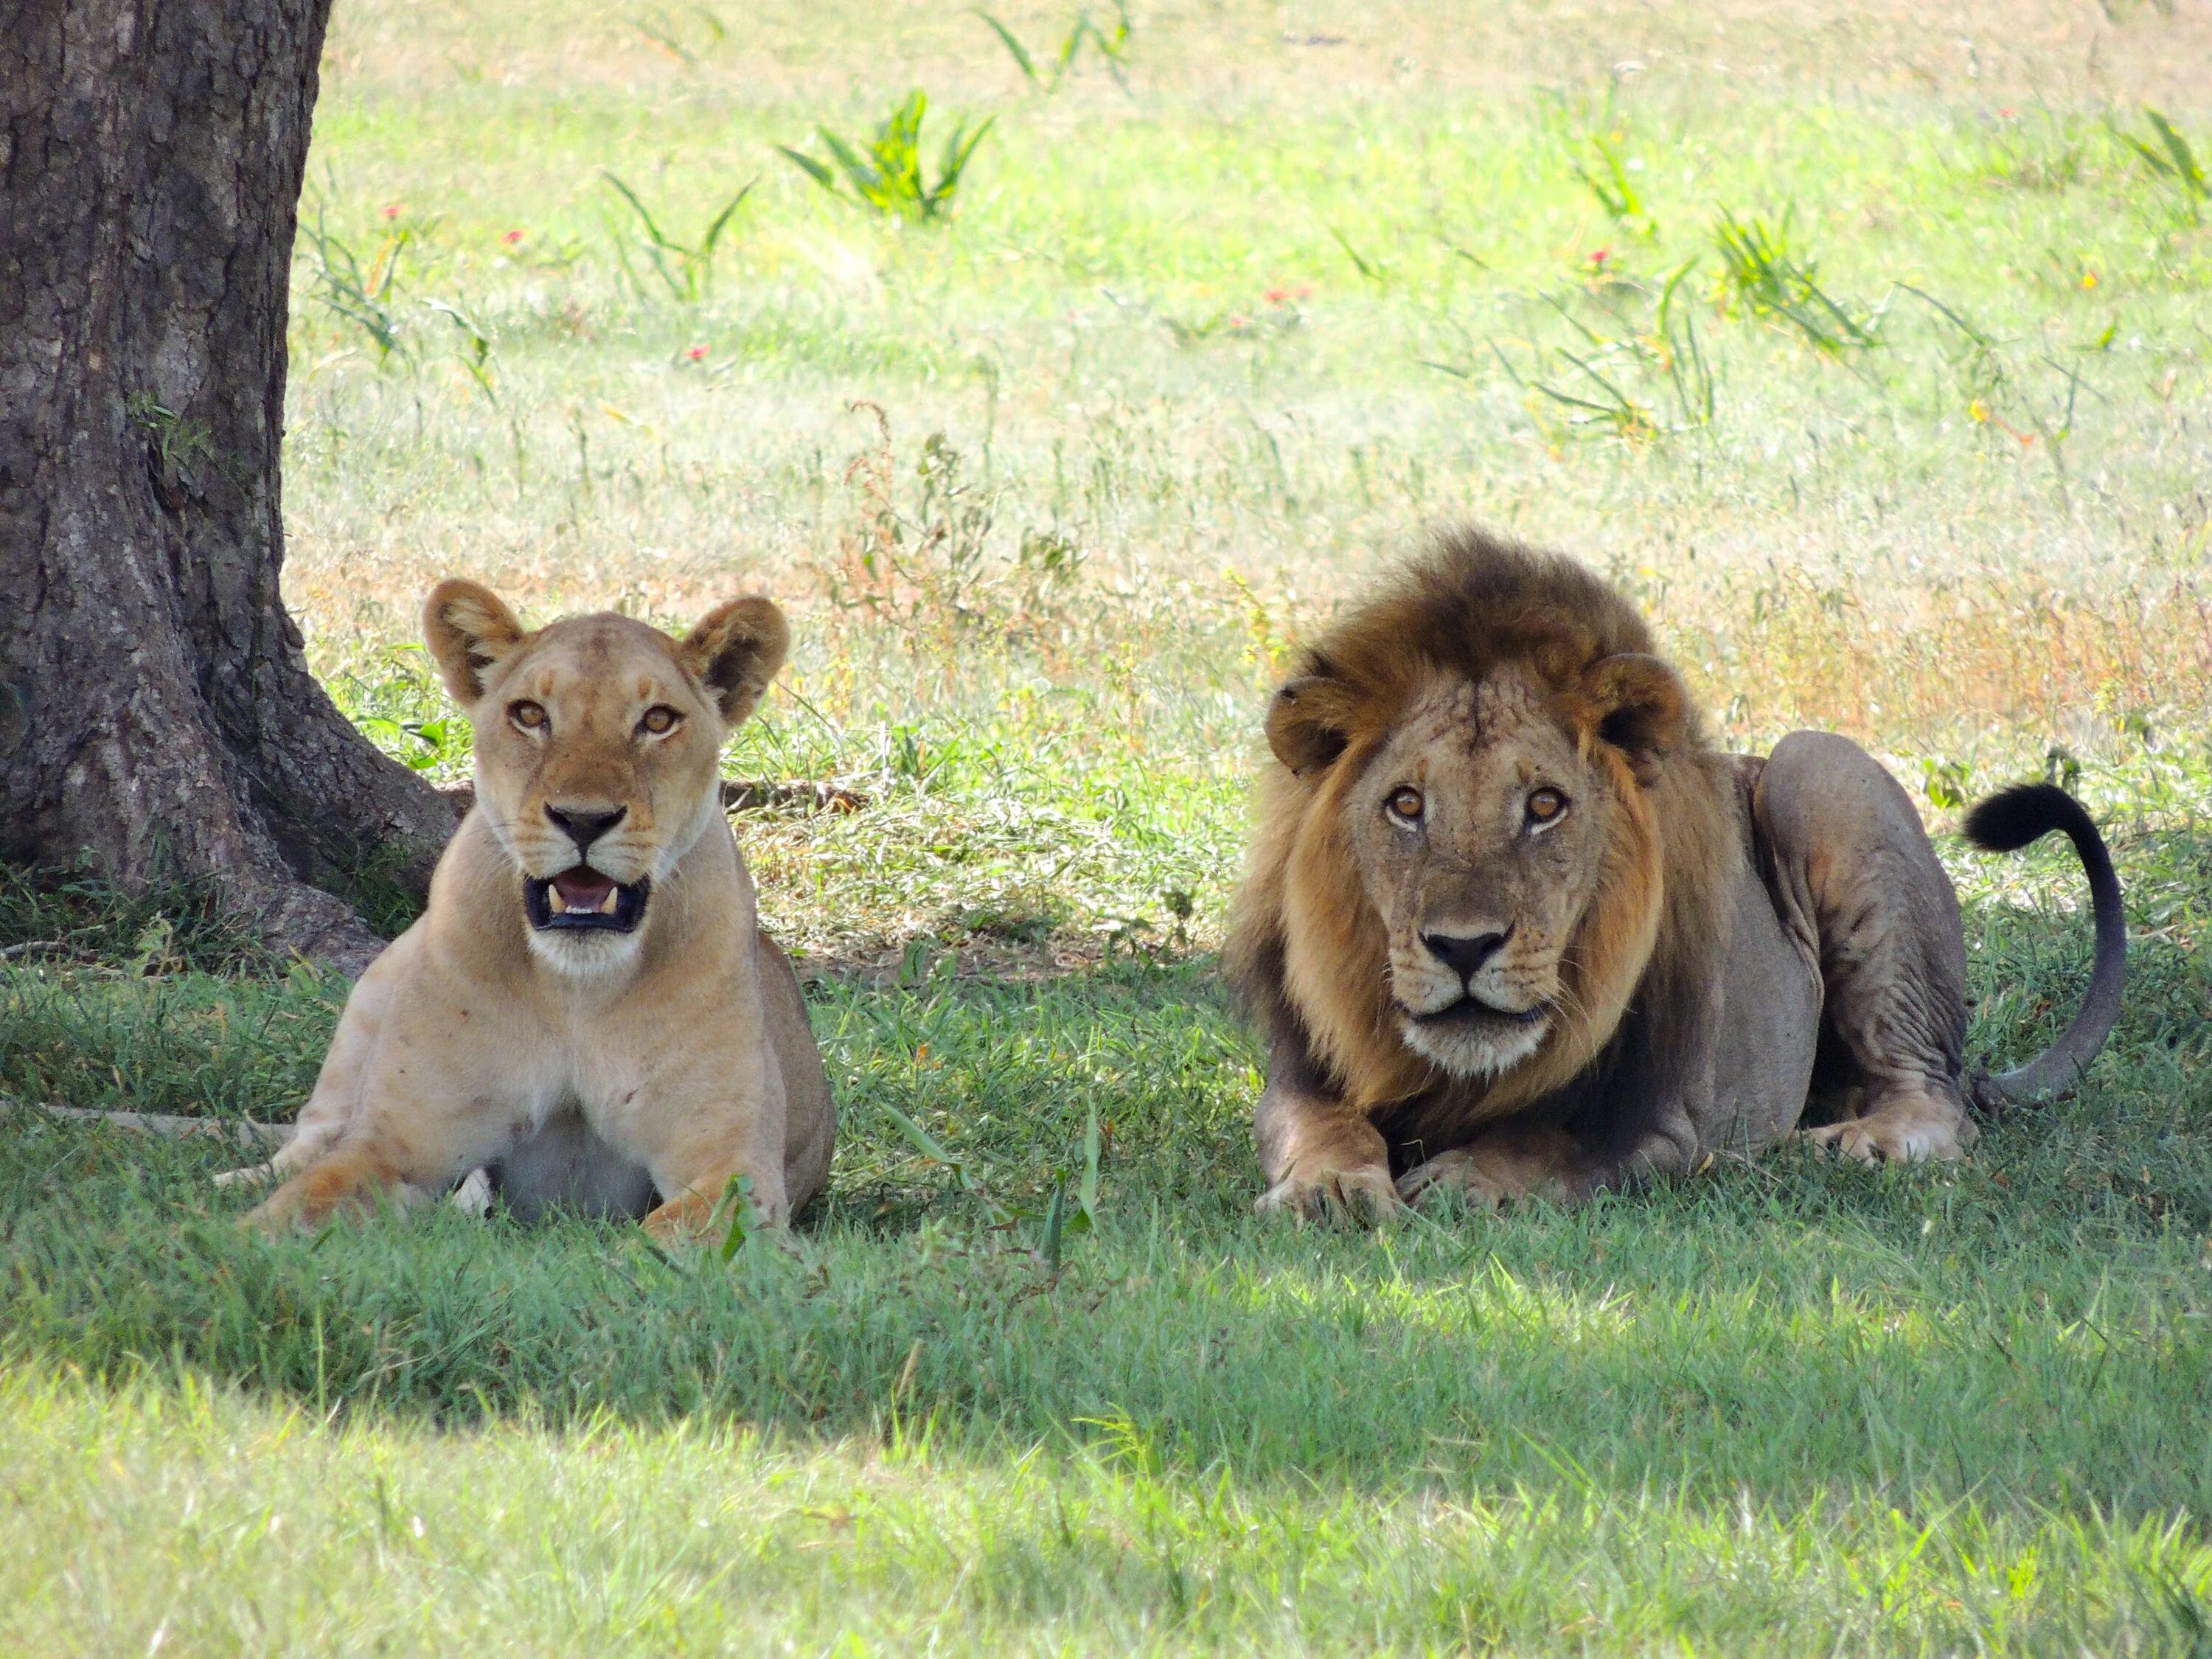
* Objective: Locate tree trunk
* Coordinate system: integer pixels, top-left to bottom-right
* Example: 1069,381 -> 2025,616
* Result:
0,0 -> 456,975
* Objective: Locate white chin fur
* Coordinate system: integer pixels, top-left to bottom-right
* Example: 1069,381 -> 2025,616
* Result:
1400,1015 -> 1551,1079
526,928 -> 644,976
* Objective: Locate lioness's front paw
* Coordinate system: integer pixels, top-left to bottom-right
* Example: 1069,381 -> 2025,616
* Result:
1256,1161 -> 1405,1224
643,1180 -> 790,1246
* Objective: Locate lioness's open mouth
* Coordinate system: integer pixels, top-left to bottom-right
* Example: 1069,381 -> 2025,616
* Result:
1408,995 -> 1549,1030
524,868 -> 650,933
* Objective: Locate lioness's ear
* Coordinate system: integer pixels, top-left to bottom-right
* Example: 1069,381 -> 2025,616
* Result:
424,580 -> 527,706
1265,675 -> 1360,776
678,597 -> 790,726
1579,653 -> 1693,785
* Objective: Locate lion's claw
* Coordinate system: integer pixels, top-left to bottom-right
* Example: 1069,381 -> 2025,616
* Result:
1396,1149 -> 1509,1210
1801,1095 -> 1972,1164
1256,1162 -> 1405,1225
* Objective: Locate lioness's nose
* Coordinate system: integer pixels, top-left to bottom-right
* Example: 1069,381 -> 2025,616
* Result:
545,803 -> 627,855
1422,928 -> 1509,977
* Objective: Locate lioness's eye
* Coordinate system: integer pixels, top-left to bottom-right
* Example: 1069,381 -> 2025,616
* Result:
639,706 -> 681,737
509,700 -> 546,731
1526,787 -> 1568,826
1385,787 -> 1425,824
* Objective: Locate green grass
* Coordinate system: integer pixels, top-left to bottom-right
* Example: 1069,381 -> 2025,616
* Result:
5,808 -> 2212,1649
10,0 -> 2212,1648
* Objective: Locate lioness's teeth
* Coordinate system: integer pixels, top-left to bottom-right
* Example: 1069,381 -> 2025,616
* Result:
598,887 -> 619,914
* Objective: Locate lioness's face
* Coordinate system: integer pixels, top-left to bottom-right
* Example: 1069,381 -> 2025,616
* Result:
1346,669 -> 1623,1078
424,582 -> 789,973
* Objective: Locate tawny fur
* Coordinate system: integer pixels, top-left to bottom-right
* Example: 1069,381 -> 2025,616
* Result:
246,582 -> 835,1243
1227,532 -> 1736,1128
1227,528 -> 2126,1220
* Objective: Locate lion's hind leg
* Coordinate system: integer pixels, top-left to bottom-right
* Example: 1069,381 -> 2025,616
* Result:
1756,731 -> 1977,1165
1804,1086 -> 1975,1163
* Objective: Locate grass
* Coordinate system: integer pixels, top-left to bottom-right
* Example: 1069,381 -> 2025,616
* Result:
7,0 -> 2212,1649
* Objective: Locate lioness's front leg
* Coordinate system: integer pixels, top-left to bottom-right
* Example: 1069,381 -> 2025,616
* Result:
1253,1041 -> 1403,1222
248,1100 -> 513,1232
626,1071 -> 793,1245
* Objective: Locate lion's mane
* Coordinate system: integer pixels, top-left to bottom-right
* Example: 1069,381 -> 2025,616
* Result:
1225,529 -> 1741,1139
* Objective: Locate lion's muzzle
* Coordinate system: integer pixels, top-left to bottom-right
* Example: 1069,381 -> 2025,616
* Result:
1408,995 -> 1549,1030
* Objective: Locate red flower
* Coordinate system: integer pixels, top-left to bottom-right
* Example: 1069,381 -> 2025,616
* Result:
1265,288 -> 1287,304
381,204 -> 402,220
1588,247 -> 1610,266
502,229 -> 524,246
686,344 -> 708,361
1998,106 -> 2017,118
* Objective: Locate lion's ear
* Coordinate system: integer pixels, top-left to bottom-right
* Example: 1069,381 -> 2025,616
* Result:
1265,675 -> 1359,776
679,597 -> 790,726
1579,653 -> 1693,785
423,580 -> 527,706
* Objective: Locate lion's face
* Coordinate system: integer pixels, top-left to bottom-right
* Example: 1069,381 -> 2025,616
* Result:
1262,630 -> 1692,1099
424,581 -> 789,974
1343,669 -> 1624,1078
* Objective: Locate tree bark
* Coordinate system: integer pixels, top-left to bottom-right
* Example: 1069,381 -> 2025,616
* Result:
0,0 -> 456,975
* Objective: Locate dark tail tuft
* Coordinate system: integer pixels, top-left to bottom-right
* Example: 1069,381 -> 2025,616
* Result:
1964,782 -> 2096,855
1962,783 -> 2127,1109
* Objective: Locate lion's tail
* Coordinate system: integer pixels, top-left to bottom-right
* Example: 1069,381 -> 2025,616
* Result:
1961,783 -> 2128,1108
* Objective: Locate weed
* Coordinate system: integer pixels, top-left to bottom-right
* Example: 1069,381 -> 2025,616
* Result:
1464,269 -> 1715,444
1713,205 -> 1883,355
422,299 -> 497,401
1920,755 -> 1975,809
1329,226 -> 1388,284
1653,259 -> 1717,428
600,173 -> 754,302
779,91 -> 994,224
976,1 -> 1131,93
627,4 -> 725,65
810,406 -> 1112,669
2114,106 -> 2208,223
1975,108 -> 2087,193
1573,132 -> 1658,239
299,209 -> 410,364
125,393 -> 220,506
1530,344 -> 1662,441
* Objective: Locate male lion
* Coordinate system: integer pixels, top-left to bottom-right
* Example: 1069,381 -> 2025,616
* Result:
1227,530 -> 2126,1218
248,582 -> 835,1242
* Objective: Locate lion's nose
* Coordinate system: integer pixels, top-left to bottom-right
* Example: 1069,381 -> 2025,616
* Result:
1422,928 -> 1509,977
544,803 -> 627,857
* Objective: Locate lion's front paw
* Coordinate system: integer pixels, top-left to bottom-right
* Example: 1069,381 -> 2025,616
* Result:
1256,1161 -> 1405,1225
1397,1149 -> 1500,1209
1397,1138 -> 1569,1210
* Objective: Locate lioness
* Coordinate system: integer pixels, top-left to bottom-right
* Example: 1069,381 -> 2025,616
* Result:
1228,530 -> 2126,1217
248,582 -> 835,1241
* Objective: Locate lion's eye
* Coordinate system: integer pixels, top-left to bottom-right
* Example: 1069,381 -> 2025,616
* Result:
509,700 -> 546,732
1526,787 -> 1568,826
639,705 -> 681,737
1385,786 -> 1425,824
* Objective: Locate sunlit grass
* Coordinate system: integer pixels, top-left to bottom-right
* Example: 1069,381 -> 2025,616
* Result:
7,1362 -> 2206,1655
